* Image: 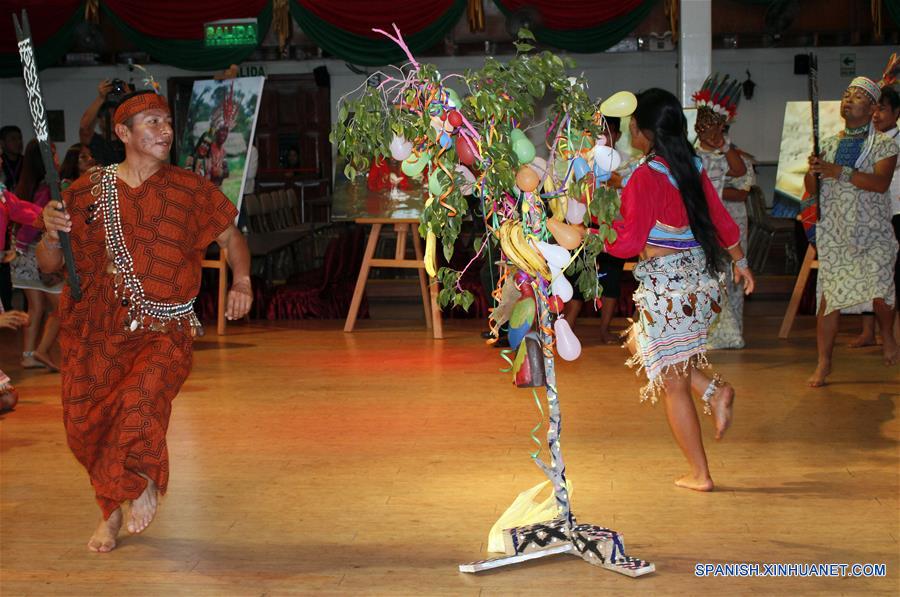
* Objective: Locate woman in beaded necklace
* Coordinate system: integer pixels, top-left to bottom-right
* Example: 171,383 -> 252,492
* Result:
806,77 -> 899,386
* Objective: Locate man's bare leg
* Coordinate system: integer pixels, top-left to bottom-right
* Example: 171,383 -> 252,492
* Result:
662,372 -> 714,491
88,508 -> 122,552
598,297 -> 618,344
873,298 -> 898,366
809,298 -> 838,387
563,298 -> 583,329
848,315 -> 877,348
127,475 -> 158,534
690,368 -> 734,440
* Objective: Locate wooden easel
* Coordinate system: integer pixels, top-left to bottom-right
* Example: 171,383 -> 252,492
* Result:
778,244 -> 818,338
344,218 -> 443,338
201,248 -> 228,336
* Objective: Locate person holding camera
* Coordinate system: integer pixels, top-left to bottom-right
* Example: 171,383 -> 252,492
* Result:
79,79 -> 131,166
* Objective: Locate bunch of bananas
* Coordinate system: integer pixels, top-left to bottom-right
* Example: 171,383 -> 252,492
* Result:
547,195 -> 567,222
497,220 -> 551,278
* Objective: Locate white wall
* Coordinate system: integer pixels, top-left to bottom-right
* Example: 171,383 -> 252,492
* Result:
1,44 -> 896,198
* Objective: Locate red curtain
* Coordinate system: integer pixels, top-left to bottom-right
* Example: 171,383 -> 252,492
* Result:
0,1 -> 83,54
296,0 -> 457,37
494,0 -> 646,30
102,0 -> 270,39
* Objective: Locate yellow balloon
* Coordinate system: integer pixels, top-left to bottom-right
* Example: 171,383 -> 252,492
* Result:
600,91 -> 637,118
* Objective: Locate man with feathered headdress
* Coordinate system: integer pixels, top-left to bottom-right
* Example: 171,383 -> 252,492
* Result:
693,74 -> 750,349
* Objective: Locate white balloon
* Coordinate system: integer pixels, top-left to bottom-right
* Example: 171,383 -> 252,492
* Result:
530,156 -> 548,179
554,317 -> 582,361
536,241 -> 571,270
389,135 -> 412,161
550,266 -> 574,303
454,165 -> 476,195
565,198 -> 587,225
592,145 -> 622,173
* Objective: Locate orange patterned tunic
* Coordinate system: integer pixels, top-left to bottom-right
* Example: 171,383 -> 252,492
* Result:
59,164 -> 237,519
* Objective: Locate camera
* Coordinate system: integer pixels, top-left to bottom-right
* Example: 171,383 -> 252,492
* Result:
106,79 -> 129,102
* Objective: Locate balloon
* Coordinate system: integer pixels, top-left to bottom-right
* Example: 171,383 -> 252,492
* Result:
530,156 -> 548,178
548,295 -> 564,312
513,137 -> 536,164
600,91 -> 638,118
593,145 -> 622,173
547,218 -> 583,250
447,110 -> 463,128
401,152 -> 430,177
456,135 -> 476,166
572,156 -> 590,181
550,269 -> 574,303
389,135 -> 412,161
536,241 -> 571,270
515,165 -> 540,193
446,88 -> 462,108
428,169 -> 446,196
439,132 -> 452,149
595,135 -> 607,147
554,317 -> 582,361
510,127 -> 526,141
515,270 -> 532,286
565,198 -> 587,225
455,165 -> 476,195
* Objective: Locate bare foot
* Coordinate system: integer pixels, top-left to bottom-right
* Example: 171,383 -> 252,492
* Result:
598,333 -> 619,345
32,351 -> 59,372
675,474 -> 714,492
883,342 -> 898,367
127,478 -> 158,534
20,355 -> 46,369
710,383 -> 734,440
87,508 -> 122,553
848,334 -> 877,348
807,362 -> 831,387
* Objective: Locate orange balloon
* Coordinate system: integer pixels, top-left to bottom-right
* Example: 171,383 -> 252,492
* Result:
547,219 -> 583,250
515,165 -> 540,193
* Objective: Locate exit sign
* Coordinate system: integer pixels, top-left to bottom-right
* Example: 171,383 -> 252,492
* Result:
204,18 -> 258,47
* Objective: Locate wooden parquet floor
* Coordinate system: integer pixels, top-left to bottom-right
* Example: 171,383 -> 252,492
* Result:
1,305 -> 898,596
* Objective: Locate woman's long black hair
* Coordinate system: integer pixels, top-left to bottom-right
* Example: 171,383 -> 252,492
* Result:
631,88 -> 726,275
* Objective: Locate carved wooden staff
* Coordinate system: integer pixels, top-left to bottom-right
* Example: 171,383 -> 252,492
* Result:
808,52 -> 821,220
12,10 -> 82,301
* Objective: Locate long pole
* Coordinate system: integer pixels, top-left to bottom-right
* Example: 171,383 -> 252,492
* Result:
13,10 -> 81,301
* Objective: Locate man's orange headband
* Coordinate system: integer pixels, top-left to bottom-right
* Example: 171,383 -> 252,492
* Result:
113,93 -> 170,125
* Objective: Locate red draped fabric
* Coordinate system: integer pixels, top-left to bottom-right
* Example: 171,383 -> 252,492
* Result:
0,0 -> 82,54
493,0 -> 646,30
102,0 -> 270,39
296,0 -> 456,37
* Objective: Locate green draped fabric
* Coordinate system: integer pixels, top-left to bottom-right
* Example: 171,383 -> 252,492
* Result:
100,3 -> 273,72
492,0 -> 658,53
291,1 -> 466,66
0,7 -> 84,78
887,0 -> 900,28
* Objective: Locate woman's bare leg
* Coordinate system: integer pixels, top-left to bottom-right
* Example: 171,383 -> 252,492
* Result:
34,292 -> 60,371
873,298 -> 898,366
662,372 -> 713,491
21,289 -> 45,368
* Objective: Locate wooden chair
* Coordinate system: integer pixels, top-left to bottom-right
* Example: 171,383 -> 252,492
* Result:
747,186 -> 798,273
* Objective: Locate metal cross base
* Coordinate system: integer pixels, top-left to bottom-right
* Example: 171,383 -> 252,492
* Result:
459,516 -> 655,577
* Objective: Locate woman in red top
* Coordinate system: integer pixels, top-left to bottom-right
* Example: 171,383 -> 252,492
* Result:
606,88 -> 755,491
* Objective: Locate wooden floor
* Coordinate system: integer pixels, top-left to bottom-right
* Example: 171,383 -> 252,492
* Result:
1,302 -> 898,596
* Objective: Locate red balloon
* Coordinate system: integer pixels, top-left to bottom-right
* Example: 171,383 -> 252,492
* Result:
548,295 -> 564,312
457,135 -> 476,166
448,110 -> 463,127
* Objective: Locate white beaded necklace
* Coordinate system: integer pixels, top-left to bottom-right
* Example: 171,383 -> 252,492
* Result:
96,164 -> 198,332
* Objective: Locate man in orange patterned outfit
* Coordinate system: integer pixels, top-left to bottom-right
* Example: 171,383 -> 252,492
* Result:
39,90 -> 252,552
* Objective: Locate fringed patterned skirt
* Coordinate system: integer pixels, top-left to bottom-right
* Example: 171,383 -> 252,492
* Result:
625,248 -> 724,403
